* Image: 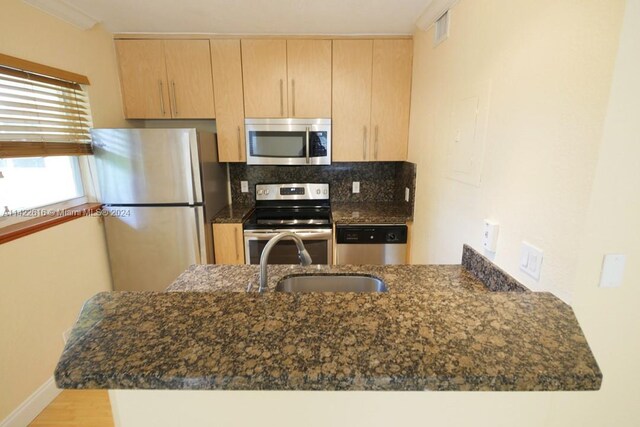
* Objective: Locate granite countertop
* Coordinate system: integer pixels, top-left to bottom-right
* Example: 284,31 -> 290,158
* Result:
54,246 -> 601,392
211,204 -> 254,223
331,202 -> 413,224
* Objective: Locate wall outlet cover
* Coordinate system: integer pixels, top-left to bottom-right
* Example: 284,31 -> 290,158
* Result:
352,181 -> 360,193
482,220 -> 499,252
405,187 -> 410,202
240,181 -> 249,193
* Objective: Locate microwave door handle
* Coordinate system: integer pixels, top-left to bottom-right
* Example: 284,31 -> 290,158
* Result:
305,127 -> 310,164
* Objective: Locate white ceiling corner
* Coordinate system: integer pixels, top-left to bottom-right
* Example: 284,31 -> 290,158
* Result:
41,0 -> 432,35
22,0 -> 100,30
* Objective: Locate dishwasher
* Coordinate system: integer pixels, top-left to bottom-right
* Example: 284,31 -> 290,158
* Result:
335,224 -> 408,265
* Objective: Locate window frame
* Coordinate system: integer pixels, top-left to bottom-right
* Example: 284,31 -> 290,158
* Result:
0,54 -> 98,240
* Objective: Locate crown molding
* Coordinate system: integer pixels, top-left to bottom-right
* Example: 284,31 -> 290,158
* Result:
22,0 -> 99,30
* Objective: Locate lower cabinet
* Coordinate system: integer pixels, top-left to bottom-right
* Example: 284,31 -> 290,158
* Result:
212,223 -> 245,264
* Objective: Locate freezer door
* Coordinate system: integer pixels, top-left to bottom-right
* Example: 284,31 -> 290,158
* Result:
103,206 -> 204,291
92,129 -> 198,205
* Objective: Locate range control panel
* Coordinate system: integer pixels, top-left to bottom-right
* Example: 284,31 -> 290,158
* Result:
256,183 -> 329,201
336,225 -> 408,244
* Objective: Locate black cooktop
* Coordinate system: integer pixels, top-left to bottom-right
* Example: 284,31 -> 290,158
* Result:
244,205 -> 332,230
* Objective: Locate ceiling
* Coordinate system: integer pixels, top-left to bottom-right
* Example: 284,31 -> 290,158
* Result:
34,0 -> 431,34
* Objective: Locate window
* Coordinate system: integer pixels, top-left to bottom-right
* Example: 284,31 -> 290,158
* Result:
0,66 -> 92,156
0,55 -> 92,225
0,156 -> 84,215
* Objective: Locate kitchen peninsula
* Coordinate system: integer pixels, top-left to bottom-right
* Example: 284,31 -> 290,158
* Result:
54,246 -> 601,426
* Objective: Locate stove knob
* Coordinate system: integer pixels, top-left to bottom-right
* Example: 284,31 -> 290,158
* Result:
265,189 -> 270,195
323,189 -> 328,195
257,189 -> 263,195
316,189 -> 321,195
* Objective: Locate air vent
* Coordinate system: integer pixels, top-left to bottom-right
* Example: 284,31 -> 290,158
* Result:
434,10 -> 450,46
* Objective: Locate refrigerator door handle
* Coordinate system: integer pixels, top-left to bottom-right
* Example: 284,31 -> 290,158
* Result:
193,206 -> 206,264
187,131 -> 202,205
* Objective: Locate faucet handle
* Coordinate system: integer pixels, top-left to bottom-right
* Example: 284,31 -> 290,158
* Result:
298,249 -> 313,266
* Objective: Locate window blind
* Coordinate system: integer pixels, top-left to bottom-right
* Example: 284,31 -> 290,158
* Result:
0,65 -> 93,158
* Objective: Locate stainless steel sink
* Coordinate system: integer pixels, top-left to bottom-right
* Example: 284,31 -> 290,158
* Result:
275,275 -> 388,293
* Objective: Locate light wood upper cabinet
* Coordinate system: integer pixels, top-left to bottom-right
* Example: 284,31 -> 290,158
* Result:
332,39 -> 412,162
212,223 -> 244,264
164,40 -> 215,119
370,39 -> 413,161
287,40 -> 332,118
115,39 -> 215,119
332,40 -> 373,161
241,40 -> 288,118
210,39 -> 245,162
115,40 -> 170,119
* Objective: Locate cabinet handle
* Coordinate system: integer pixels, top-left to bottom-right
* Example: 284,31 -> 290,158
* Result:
291,79 -> 296,116
170,81 -> 178,116
237,126 -> 242,159
374,125 -> 379,160
279,79 -> 284,116
233,227 -> 240,262
362,126 -> 367,160
158,81 -> 165,115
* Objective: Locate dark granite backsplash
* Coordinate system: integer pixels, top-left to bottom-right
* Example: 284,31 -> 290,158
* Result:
229,162 -> 416,209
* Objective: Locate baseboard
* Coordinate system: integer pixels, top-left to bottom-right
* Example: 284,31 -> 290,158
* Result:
0,377 -> 61,427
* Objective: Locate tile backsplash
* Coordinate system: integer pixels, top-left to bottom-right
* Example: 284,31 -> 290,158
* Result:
229,161 -> 416,208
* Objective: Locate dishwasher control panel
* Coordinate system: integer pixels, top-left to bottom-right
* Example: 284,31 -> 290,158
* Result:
336,225 -> 408,244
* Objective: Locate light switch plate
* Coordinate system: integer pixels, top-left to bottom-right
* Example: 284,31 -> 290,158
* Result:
352,181 -> 360,193
240,181 -> 249,193
599,254 -> 626,288
405,187 -> 410,202
520,241 -> 543,280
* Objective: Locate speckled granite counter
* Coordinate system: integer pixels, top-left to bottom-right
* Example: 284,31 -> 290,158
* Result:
332,202 -> 413,224
54,247 -> 600,391
211,204 -> 253,223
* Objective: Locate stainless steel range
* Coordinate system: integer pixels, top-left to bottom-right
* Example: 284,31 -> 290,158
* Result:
243,183 -> 332,265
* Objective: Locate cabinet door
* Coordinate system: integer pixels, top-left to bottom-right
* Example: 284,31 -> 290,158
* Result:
164,40 -> 216,119
332,40 -> 373,161
115,40 -> 170,119
213,223 -> 245,264
210,39 -> 246,162
287,40 -> 332,118
241,40 -> 288,118
370,39 -> 413,161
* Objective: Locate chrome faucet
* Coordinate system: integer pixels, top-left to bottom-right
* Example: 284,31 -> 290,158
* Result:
258,232 -> 312,292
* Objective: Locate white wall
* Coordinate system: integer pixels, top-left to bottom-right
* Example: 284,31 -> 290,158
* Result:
408,0 -> 640,425
407,0 -> 624,299
0,218 -> 113,420
0,0 -> 124,421
0,0 -> 125,127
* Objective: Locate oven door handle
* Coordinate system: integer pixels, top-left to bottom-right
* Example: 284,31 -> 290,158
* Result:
243,230 -> 332,240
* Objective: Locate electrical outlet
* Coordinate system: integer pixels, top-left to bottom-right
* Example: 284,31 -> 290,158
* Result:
520,242 -> 543,280
240,181 -> 249,192
352,181 -> 360,193
482,220 -> 499,252
405,187 -> 410,202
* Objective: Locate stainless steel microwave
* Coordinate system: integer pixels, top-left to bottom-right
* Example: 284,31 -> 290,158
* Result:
245,118 -> 331,165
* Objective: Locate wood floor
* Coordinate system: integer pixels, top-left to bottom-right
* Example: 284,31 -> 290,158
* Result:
30,390 -> 114,427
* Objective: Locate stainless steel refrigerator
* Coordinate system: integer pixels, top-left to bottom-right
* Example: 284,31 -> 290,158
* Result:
91,128 -> 228,292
